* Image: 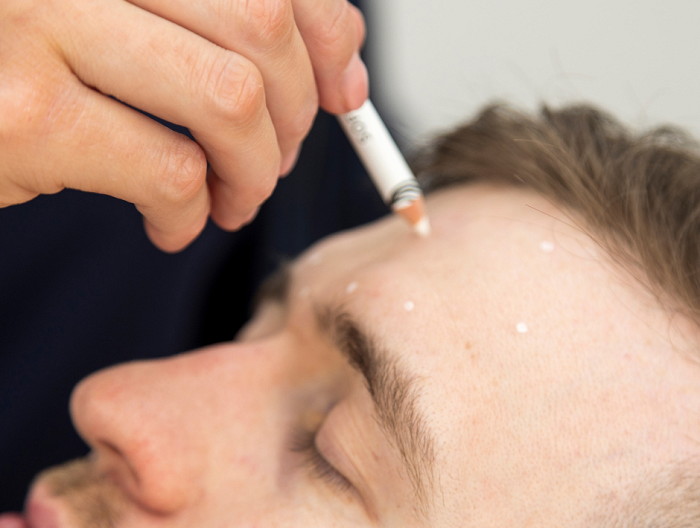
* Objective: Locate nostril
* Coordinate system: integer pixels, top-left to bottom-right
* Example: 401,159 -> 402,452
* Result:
90,434 -> 197,514
92,441 -> 141,494
67,360 -> 205,514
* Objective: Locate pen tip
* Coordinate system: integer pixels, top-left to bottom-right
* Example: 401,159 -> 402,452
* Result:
414,216 -> 431,238
393,196 -> 431,238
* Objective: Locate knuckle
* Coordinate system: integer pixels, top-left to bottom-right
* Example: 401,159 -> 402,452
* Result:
203,55 -> 265,126
0,2 -> 83,141
311,1 -> 353,59
0,59 -> 82,143
0,70 -> 82,199
239,0 -> 293,49
0,77 -> 47,142
155,141 -> 207,205
2,0 -> 41,31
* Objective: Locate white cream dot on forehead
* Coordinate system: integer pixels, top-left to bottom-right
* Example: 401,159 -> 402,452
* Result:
403,301 -> 415,312
345,281 -> 359,294
539,241 -> 555,253
298,286 -> 310,299
516,322 -> 528,333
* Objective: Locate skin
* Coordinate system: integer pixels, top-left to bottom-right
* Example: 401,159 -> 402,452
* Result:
4,183 -> 700,527
0,0 -> 368,252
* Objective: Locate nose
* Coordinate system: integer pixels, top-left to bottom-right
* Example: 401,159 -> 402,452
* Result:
69,341 -> 279,514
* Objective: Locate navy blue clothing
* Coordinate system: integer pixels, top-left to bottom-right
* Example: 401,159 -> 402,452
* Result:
0,105 -> 387,509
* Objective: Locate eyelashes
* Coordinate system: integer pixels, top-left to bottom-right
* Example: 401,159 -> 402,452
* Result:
289,427 -> 354,496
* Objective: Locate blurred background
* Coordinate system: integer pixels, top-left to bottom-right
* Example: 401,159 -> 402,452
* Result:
365,0 -> 700,149
3,0 -> 699,512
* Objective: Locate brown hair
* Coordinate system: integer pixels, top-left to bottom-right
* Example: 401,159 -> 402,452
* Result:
412,104 -> 700,526
414,104 -> 700,327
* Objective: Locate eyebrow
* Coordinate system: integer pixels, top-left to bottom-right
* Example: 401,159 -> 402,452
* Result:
256,266 -> 438,516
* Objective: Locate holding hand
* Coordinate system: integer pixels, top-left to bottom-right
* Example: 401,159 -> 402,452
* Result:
0,0 -> 368,251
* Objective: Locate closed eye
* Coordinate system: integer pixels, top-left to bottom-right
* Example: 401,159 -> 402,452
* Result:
289,427 -> 354,496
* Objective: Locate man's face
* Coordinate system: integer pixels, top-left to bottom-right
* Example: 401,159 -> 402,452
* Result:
17,184 -> 700,527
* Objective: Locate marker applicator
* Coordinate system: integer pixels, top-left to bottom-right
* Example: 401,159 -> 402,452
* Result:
338,100 -> 431,237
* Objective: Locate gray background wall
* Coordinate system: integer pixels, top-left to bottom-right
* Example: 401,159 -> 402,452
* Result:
365,0 -> 700,147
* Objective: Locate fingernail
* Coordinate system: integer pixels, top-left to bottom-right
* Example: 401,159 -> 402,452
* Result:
280,146 -> 301,177
340,52 -> 369,112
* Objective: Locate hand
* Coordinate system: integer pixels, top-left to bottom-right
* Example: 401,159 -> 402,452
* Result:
0,0 -> 367,251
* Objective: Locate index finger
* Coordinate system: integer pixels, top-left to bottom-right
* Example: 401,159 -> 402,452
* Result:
291,0 -> 369,114
57,0 -> 282,231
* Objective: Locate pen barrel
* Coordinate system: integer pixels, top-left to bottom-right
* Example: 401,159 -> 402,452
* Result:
338,100 -> 421,209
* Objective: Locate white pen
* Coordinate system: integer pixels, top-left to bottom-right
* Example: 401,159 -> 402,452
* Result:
338,100 -> 431,237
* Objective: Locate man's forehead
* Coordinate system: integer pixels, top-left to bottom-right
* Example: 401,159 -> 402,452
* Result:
296,183 -> 576,264
287,185 -> 579,355
285,182 -> 652,391
271,183 -> 700,524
